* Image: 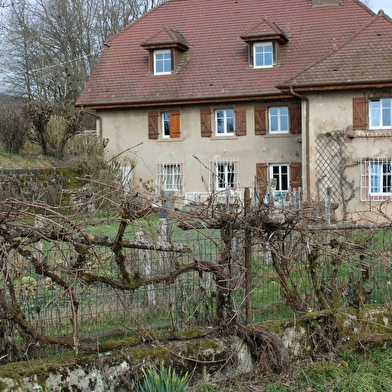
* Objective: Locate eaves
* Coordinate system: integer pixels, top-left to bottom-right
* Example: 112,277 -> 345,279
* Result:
76,92 -> 293,110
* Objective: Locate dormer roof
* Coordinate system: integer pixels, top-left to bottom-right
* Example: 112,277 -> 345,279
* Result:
141,26 -> 190,51
241,18 -> 288,44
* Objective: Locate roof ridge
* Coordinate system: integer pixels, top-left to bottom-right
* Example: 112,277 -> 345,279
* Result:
284,11 -> 381,85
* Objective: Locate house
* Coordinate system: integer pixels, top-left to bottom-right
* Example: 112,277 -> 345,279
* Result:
76,0 -> 392,221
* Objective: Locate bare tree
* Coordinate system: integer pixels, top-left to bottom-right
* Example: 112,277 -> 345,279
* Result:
1,0 -> 163,102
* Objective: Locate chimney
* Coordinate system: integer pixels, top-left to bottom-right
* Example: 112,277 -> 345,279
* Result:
311,0 -> 341,6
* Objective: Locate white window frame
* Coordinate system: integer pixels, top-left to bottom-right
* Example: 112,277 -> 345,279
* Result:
269,163 -> 289,192
253,42 -> 274,68
361,158 -> 392,201
154,49 -> 172,75
215,109 -> 234,136
156,162 -> 184,195
269,106 -> 289,133
209,158 -> 239,191
369,98 -> 392,129
162,112 -> 170,138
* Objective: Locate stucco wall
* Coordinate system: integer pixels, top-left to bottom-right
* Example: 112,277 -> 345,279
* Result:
306,90 -> 392,221
99,102 -> 301,200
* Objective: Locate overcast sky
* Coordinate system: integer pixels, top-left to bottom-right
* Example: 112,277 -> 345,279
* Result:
370,0 -> 392,17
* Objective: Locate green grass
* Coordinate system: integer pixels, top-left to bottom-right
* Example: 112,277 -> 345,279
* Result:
188,346 -> 392,391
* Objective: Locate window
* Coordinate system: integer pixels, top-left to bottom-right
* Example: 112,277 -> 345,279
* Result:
210,159 -> 239,191
156,162 -> 184,194
216,163 -> 235,190
154,50 -> 172,75
215,109 -> 234,135
370,98 -> 392,129
256,162 -> 301,196
361,158 -> 392,201
148,111 -> 180,139
269,106 -> 289,133
253,42 -> 274,68
269,164 -> 289,192
161,111 -> 181,138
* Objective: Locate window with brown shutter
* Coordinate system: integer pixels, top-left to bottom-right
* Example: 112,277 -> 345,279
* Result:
290,162 -> 302,190
254,106 -> 267,135
235,107 -> 247,136
289,103 -> 301,134
148,111 -> 159,139
353,97 -> 367,130
200,108 -> 212,137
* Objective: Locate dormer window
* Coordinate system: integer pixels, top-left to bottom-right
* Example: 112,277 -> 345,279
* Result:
141,26 -> 189,76
253,42 -> 274,68
154,50 -> 172,75
241,18 -> 288,69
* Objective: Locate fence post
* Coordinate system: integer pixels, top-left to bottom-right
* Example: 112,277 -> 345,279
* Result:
135,231 -> 156,306
244,187 -> 252,324
325,187 -> 332,225
157,218 -> 169,270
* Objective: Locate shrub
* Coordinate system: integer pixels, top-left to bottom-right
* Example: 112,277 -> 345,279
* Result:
139,362 -> 188,392
0,105 -> 29,154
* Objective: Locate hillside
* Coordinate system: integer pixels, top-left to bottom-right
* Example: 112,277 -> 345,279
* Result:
0,147 -> 69,170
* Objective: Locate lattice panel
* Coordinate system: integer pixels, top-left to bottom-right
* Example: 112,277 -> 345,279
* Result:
315,131 -> 349,205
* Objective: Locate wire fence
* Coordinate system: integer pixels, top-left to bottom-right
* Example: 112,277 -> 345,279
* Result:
5,219 -> 392,362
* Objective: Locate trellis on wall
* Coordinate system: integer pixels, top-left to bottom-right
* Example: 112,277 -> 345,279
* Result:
315,130 -> 355,220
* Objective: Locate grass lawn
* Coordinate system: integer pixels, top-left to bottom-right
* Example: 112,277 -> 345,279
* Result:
189,345 -> 392,391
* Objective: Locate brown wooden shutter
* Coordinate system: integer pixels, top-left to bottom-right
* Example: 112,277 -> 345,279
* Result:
256,163 -> 268,197
289,103 -> 301,134
170,110 -> 180,138
353,97 -> 368,130
290,162 -> 302,191
148,111 -> 159,139
200,108 -> 212,137
235,107 -> 247,136
254,106 -> 267,135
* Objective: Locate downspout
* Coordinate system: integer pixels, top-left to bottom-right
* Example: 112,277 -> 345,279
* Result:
80,107 -> 103,138
289,87 -> 311,201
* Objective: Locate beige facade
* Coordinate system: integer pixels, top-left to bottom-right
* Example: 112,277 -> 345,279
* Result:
99,100 -> 302,207
301,90 -> 392,221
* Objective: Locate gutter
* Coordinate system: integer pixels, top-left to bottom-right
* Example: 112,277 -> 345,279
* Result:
288,86 -> 311,201
80,107 -> 103,138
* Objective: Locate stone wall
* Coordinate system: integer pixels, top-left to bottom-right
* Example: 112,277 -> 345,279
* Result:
1,306 -> 391,391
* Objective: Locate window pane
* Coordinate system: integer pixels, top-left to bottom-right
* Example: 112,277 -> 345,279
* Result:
162,112 -> 170,137
216,110 -> 224,133
383,162 -> 392,193
370,101 -> 380,127
270,107 -> 279,131
280,107 -> 289,131
217,163 -> 225,188
370,164 -> 381,193
227,163 -> 235,188
264,46 -> 273,65
226,109 -> 234,133
382,99 -> 392,127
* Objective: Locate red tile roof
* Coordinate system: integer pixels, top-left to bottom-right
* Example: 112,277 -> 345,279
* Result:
279,11 -> 392,90
76,0 -> 386,109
